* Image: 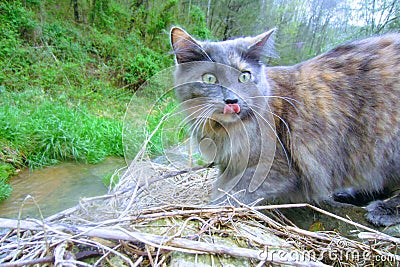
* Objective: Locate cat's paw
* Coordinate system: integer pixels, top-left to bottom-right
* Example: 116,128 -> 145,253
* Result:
333,187 -> 392,206
365,200 -> 400,227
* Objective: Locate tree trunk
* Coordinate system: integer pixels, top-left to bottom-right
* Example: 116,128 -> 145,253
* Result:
73,0 -> 80,23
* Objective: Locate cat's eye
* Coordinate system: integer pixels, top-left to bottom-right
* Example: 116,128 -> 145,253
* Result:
202,73 -> 217,84
239,71 -> 252,83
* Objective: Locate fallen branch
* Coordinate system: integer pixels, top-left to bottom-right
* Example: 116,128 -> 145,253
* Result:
117,203 -> 400,245
0,256 -> 54,267
0,218 -> 328,267
0,250 -> 101,267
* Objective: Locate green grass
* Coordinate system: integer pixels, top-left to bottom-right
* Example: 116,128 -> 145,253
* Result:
0,163 -> 13,201
102,172 -> 119,188
145,96 -> 182,155
0,86 -> 126,198
0,89 -> 124,168
0,0 -> 211,201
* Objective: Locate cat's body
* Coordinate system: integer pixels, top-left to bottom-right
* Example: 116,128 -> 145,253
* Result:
170,27 -> 400,226
267,37 -> 400,201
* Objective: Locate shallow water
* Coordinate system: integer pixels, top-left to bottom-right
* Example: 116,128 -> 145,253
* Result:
0,157 -> 126,219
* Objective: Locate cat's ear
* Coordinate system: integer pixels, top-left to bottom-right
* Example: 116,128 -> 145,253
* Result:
247,28 -> 277,61
170,27 -> 206,64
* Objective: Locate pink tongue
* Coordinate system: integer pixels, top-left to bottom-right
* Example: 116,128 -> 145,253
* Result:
223,104 -> 240,114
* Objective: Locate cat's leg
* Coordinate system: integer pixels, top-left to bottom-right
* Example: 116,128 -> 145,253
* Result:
210,158 -> 301,205
365,194 -> 400,226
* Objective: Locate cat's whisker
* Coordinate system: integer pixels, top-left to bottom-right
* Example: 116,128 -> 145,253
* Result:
181,113 -> 204,135
186,105 -> 217,138
187,111 -> 208,137
191,116 -> 208,141
189,109 -> 208,133
207,113 -> 218,135
179,105 -> 214,142
200,109 -> 217,136
193,106 -> 215,135
186,105 -> 215,139
248,95 -> 302,113
249,105 -> 292,170
175,102 -> 212,119
251,103 -> 292,143
179,108 -> 209,127
178,103 -> 214,129
250,95 -> 302,105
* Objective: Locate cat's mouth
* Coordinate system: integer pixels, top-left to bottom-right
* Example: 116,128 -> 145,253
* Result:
212,103 -> 245,124
223,104 -> 241,114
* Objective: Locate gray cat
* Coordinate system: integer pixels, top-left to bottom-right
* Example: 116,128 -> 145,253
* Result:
170,26 -> 400,226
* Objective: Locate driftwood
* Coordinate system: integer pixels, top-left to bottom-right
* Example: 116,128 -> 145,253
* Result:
1,200 -> 400,266
1,156 -> 400,266
0,217 -> 328,267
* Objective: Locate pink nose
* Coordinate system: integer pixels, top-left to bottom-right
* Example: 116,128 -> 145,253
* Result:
223,104 -> 240,114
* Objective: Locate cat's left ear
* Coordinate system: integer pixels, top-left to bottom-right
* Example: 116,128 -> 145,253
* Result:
170,26 -> 205,64
247,28 -> 277,61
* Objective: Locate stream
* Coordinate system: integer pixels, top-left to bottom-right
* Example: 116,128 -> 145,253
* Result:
0,157 -> 126,219
1,157 -> 395,235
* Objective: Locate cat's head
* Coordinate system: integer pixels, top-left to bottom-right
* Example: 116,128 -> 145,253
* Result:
170,27 -> 276,125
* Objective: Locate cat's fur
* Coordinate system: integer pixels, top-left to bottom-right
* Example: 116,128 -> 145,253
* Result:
170,27 -> 400,226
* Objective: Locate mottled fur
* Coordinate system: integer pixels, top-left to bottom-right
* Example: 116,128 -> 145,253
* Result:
170,27 -> 400,226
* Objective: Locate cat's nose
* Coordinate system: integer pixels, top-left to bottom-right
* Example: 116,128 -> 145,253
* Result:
224,98 -> 239,104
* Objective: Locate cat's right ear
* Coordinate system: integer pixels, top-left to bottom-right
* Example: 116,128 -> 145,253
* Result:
247,28 -> 278,61
170,27 -> 204,64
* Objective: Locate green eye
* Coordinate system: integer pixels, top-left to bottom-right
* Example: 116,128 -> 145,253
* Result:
239,71 -> 252,83
202,73 -> 217,84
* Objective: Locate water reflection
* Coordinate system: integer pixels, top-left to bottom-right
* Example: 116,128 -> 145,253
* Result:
0,157 -> 125,218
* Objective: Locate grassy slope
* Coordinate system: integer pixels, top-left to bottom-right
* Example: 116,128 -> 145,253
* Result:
0,1 -> 181,200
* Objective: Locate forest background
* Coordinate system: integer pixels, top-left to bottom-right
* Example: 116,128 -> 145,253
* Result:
0,0 -> 399,201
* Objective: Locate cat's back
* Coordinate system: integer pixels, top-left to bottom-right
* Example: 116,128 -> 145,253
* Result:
267,33 -> 400,107
266,33 -> 400,197
315,33 -> 400,78
323,32 -> 400,58
269,33 -> 400,82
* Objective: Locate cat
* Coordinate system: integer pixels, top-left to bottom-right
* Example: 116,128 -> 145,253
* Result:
170,26 -> 400,227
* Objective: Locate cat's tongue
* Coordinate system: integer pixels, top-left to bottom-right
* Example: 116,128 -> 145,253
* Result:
223,104 -> 240,114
